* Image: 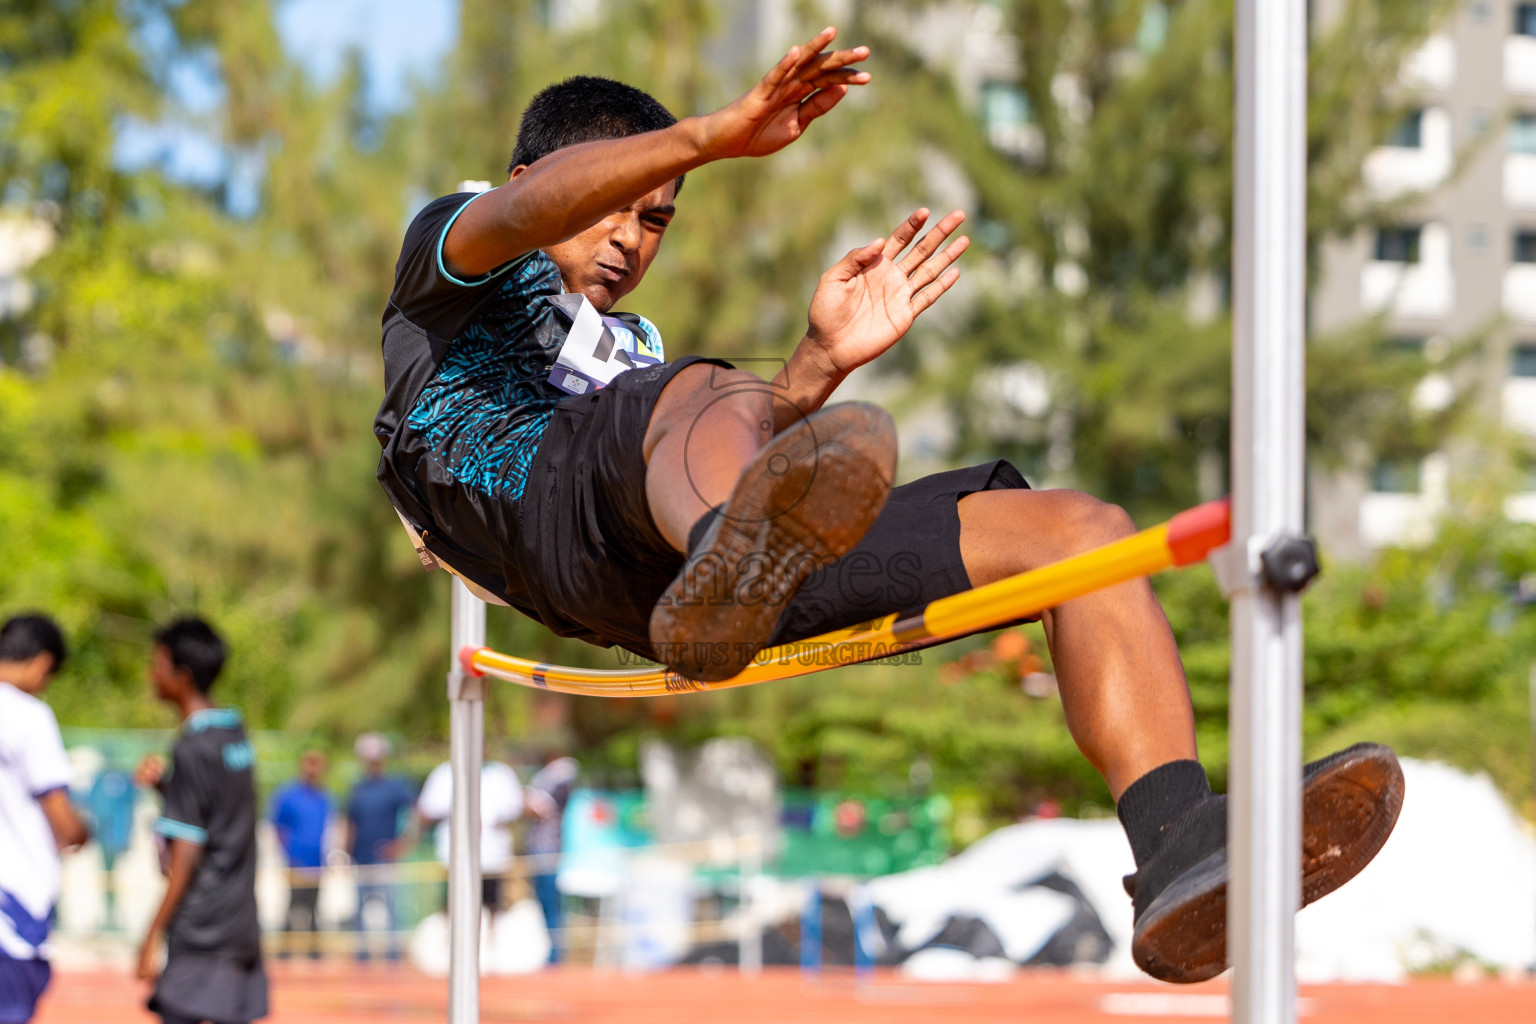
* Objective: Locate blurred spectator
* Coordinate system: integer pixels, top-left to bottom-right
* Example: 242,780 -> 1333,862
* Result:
0,613 -> 88,1024
343,733 -> 414,962
86,766 -> 135,931
137,616 -> 267,1024
269,750 -> 331,960
413,759 -> 523,916
524,753 -> 578,964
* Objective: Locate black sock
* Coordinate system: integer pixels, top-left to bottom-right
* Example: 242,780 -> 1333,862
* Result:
1116,760 -> 1212,868
686,506 -> 724,556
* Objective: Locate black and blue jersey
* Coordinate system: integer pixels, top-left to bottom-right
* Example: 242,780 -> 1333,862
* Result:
152,707 -> 260,960
378,191 -> 671,620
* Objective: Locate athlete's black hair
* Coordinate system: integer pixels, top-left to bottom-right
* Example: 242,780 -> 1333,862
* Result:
153,617 -> 227,695
0,613 -> 66,674
508,75 -> 684,193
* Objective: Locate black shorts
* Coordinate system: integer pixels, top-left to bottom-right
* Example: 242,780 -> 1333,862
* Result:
517,356 -> 1030,658
149,952 -> 268,1024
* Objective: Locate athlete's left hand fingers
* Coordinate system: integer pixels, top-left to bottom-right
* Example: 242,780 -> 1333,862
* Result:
907,235 -> 970,293
882,209 -> 931,260
783,28 -> 840,80
797,84 -> 851,128
803,66 -> 871,91
911,265 -> 963,316
798,46 -> 870,80
898,210 -> 967,270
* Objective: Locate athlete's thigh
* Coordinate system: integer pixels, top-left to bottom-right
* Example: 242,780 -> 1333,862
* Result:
768,460 -> 1029,645
641,363 -> 771,462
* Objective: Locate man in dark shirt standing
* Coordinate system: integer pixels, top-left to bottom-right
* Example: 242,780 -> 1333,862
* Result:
135,617 -> 267,1024
343,733 -> 415,963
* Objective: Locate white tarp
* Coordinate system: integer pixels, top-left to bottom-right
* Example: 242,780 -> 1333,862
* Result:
866,759 -> 1536,980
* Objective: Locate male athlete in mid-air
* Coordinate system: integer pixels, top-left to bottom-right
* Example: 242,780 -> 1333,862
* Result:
374,26 -> 1403,981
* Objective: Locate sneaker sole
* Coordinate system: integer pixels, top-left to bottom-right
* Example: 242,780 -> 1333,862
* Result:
1132,743 -> 1405,984
649,403 -> 897,681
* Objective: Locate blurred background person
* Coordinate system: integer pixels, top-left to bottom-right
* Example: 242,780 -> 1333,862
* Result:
343,733 -> 415,963
523,752 -> 577,965
136,617 -> 267,1024
269,750 -> 331,961
0,613 -> 88,1024
410,755 -> 522,921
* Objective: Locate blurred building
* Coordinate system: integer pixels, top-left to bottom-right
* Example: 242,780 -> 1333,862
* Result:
1311,0 -> 1536,558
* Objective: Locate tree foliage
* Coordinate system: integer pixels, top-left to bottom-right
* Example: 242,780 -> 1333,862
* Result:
1,0 -> 1528,828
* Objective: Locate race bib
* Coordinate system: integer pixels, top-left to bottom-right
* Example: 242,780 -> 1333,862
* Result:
547,294 -> 664,396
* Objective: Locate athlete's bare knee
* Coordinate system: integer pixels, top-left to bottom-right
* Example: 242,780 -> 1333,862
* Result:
1051,490 -> 1136,549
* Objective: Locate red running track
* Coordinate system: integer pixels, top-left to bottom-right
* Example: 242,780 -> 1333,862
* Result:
35,965 -> 1536,1024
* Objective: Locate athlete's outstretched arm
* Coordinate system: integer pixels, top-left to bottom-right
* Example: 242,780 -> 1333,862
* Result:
444,26 -> 870,278
771,207 -> 969,428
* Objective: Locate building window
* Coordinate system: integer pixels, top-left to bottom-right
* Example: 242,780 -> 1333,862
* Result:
1374,226 -> 1422,263
1383,109 -> 1424,148
1511,113 -> 1536,154
1516,230 -> 1536,263
1382,336 -> 1425,360
1371,458 -> 1422,494
1519,3 -> 1536,36
1514,343 -> 1536,377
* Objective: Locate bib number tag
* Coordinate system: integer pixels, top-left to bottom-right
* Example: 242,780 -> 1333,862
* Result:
548,294 -> 664,396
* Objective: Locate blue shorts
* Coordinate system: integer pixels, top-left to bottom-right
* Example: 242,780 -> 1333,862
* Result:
0,955 -> 50,1024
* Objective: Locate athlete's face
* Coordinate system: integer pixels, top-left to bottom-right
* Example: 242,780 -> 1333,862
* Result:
530,176 -> 678,312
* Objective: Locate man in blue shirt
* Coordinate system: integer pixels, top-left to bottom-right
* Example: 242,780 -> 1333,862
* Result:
269,750 -> 331,960
343,734 -> 415,963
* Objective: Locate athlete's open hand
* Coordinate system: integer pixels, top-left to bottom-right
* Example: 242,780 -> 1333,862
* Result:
700,27 -> 870,160
804,209 -> 969,375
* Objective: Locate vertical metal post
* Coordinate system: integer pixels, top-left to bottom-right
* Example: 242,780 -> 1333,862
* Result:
800,883 -> 821,978
1230,2 -> 1307,1022
447,577 -> 486,1024
739,834 -> 762,976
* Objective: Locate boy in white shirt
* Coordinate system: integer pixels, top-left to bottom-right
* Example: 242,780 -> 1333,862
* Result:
413,760 -> 523,915
0,613 -> 88,1024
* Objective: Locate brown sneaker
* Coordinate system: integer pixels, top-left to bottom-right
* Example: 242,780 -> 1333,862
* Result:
1128,742 -> 1405,983
649,402 -> 897,681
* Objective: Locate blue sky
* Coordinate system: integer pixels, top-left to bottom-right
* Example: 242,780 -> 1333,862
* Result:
116,0 -> 457,208
275,0 -> 458,111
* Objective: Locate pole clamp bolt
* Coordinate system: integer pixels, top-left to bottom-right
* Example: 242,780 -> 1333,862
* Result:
1259,535 -> 1320,593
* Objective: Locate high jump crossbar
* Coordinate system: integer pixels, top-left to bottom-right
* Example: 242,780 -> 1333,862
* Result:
460,498 -> 1232,698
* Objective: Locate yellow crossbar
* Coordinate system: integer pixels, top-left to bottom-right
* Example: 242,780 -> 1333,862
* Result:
465,497 -> 1231,698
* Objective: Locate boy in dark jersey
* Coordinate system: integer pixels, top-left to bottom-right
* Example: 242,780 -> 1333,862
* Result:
375,26 -> 1404,982
135,618 -> 267,1024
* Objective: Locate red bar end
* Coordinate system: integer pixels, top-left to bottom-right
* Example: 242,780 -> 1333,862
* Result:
459,646 -> 486,678
1167,498 -> 1232,566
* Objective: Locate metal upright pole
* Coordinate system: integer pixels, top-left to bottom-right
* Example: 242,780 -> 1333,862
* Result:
1229,2 -> 1308,1022
448,577 -> 486,1024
